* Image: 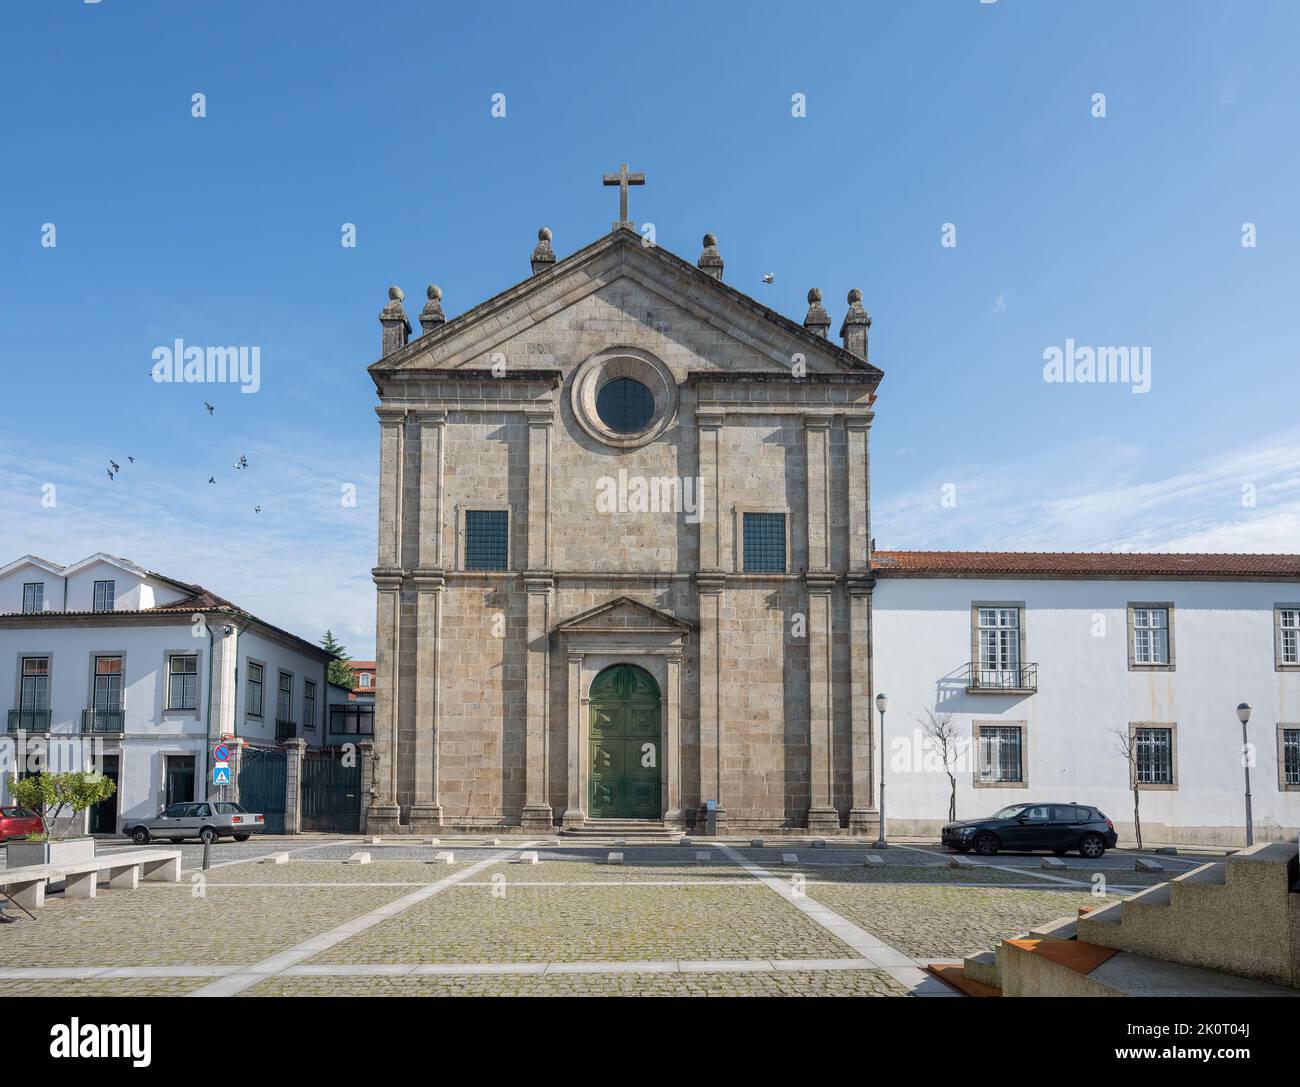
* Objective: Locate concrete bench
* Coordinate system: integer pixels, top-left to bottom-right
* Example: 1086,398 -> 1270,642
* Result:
1,849 -> 182,911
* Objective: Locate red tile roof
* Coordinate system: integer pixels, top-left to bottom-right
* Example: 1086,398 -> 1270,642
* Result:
871,550 -> 1300,579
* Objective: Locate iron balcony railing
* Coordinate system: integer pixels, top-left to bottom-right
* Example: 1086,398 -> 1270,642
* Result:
964,663 -> 1038,692
276,718 -> 297,741
7,708 -> 51,732
81,709 -> 125,733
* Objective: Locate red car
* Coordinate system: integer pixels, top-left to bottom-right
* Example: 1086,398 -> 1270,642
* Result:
0,807 -> 45,841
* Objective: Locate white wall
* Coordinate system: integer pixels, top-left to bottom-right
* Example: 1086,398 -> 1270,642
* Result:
872,576 -> 1300,845
233,628 -> 330,750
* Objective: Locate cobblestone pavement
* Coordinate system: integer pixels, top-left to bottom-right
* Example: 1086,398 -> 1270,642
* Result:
246,968 -> 911,997
0,840 -> 1147,996
809,883 -> 1115,960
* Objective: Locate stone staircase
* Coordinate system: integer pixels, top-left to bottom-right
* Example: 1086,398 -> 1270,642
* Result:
944,842 -> 1300,997
560,819 -> 683,841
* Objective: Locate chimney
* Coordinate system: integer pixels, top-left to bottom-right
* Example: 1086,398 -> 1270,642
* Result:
531,227 -> 556,275
697,233 -> 723,280
803,287 -> 830,338
379,287 -> 411,356
419,284 -> 445,335
839,288 -> 871,359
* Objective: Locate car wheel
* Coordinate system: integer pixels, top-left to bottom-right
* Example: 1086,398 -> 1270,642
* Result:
974,832 -> 1000,856
131,827 -> 150,845
199,827 -> 218,845
1079,833 -> 1106,859
233,834 -> 250,842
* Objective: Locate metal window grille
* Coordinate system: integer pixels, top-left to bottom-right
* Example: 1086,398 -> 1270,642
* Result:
978,726 -> 1023,782
743,512 -> 786,573
465,509 -> 509,570
1284,729 -> 1300,787
1136,728 -> 1173,785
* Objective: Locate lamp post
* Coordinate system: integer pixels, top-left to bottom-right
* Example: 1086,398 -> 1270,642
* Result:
874,692 -> 889,848
1236,702 -> 1254,848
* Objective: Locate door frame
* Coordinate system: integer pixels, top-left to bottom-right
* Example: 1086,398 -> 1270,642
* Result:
588,664 -> 663,819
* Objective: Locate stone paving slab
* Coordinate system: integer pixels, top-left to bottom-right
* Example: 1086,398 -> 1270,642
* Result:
0,884 -> 414,969
307,883 -> 859,965
808,883 -> 1116,961
204,860 -> 474,885
246,967 -> 910,997
0,977 -> 203,997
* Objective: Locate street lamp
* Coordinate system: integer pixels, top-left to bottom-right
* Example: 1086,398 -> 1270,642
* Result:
1236,702 -> 1254,847
874,692 -> 889,848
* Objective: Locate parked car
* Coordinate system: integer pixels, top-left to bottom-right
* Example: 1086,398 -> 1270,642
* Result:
123,801 -> 265,845
941,803 -> 1118,858
0,806 -> 45,842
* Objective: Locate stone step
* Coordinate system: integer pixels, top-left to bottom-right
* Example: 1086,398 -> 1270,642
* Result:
1028,915 -> 1078,940
962,949 -> 1000,988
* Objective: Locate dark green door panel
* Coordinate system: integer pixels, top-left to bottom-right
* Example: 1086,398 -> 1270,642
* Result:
589,664 -> 661,819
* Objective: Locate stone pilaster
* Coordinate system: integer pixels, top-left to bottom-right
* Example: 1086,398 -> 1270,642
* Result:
521,574 -> 555,830
848,574 -> 879,835
806,573 -> 840,833
562,652 -> 586,827
358,738 -> 378,832
663,654 -> 683,826
408,575 -> 444,830
525,410 -> 553,570
696,572 -> 726,834
283,738 -> 306,835
804,416 -> 831,572
846,417 -> 871,572
376,409 -> 405,569
368,576 -> 402,833
417,412 -> 446,569
696,411 -> 724,572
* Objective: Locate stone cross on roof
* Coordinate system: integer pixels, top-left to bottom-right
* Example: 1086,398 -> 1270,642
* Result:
602,161 -> 645,230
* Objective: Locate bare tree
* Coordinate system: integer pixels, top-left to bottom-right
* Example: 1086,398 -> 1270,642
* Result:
1112,727 -> 1143,850
919,709 -> 962,823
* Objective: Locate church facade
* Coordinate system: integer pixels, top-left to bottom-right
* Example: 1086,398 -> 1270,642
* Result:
366,188 -> 1300,843
367,208 -> 882,835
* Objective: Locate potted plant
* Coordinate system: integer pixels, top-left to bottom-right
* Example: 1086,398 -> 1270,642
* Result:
6,771 -> 117,867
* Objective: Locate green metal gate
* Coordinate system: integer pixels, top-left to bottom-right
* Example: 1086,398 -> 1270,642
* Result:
238,746 -> 287,834
302,748 -> 362,833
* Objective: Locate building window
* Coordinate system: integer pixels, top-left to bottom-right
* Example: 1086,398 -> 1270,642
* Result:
976,606 -> 1022,685
1276,606 -> 1300,669
93,580 -> 116,612
1135,726 -> 1175,786
22,583 -> 43,614
277,671 -> 293,722
976,724 -> 1024,785
1281,727 -> 1300,790
742,512 -> 787,573
359,673 -> 371,688
19,657 -> 50,728
595,377 -> 655,434
465,509 -> 509,571
1130,605 -> 1172,667
246,662 -> 264,717
329,704 -> 375,736
167,654 -> 198,711
93,656 -> 123,712
303,679 -> 317,729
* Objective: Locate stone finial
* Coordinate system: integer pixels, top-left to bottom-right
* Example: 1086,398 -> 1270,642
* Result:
419,284 -> 445,335
697,233 -> 724,280
803,287 -> 831,338
839,287 -> 872,359
531,227 -> 556,275
379,286 -> 411,356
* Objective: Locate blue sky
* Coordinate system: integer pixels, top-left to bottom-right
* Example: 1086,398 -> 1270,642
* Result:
2,0 -> 1297,658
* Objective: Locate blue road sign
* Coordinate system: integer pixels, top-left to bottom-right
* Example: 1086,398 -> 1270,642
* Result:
213,743 -> 230,763
212,765 -> 231,786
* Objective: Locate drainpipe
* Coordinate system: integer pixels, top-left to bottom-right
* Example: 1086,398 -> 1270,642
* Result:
204,617 -> 215,799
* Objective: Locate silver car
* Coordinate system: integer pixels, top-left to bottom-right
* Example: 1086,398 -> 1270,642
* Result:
124,801 -> 265,844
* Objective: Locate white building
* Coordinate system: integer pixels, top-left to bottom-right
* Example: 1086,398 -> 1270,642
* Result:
0,553 -> 338,835
871,550 -> 1300,846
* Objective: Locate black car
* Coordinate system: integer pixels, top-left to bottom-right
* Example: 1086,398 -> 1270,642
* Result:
941,803 -> 1118,858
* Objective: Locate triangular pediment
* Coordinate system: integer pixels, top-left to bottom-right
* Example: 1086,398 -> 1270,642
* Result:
370,228 -> 882,382
555,595 -> 694,635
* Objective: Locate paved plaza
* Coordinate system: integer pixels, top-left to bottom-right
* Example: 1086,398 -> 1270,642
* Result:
0,837 -> 1208,997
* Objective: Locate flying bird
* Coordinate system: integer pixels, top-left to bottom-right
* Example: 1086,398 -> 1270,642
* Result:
127,456 -> 135,464
109,460 -> 121,473
106,469 -> 114,481
254,505 -> 262,514
762,273 -> 775,284
204,402 -> 215,415
208,477 -> 216,484
234,455 -> 248,470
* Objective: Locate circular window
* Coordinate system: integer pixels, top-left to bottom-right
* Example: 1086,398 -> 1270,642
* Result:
570,348 -> 679,449
596,377 -> 655,434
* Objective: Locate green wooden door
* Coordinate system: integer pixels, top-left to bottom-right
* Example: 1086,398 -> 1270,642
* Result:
589,665 -> 661,818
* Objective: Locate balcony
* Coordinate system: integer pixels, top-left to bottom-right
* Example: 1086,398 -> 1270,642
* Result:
276,719 -> 298,742
7,709 -> 51,732
964,663 -> 1038,694
81,709 -> 125,734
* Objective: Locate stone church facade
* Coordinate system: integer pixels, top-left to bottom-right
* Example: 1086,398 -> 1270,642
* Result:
367,216 -> 883,835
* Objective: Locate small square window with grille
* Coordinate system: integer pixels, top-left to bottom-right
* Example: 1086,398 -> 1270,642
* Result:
743,512 -> 786,573
1135,727 -> 1174,785
465,510 -> 509,571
